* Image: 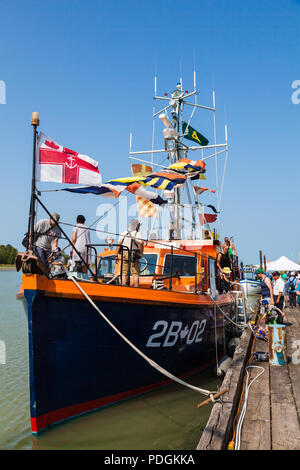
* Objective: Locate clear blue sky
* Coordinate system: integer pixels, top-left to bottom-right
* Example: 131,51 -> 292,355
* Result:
0,0 -> 300,264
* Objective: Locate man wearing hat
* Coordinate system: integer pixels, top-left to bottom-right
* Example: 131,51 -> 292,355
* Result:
115,219 -> 144,287
34,212 -> 62,268
257,268 -> 274,316
260,298 -> 285,326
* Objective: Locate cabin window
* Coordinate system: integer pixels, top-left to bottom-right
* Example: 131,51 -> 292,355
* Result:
139,254 -> 158,276
163,254 -> 196,277
97,256 -> 116,277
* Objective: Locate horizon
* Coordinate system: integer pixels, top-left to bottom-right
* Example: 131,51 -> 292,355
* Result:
1,0 -> 300,266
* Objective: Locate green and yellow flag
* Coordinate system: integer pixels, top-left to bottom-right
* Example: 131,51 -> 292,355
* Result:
182,122 -> 209,146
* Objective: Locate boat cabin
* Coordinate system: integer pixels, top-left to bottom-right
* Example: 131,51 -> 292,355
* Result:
91,238 -> 238,294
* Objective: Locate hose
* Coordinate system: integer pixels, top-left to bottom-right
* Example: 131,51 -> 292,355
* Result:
234,365 -> 265,450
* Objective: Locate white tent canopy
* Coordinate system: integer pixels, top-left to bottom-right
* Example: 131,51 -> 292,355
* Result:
266,256 -> 300,272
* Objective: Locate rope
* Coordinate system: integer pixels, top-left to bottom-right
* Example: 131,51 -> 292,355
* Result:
213,304 -> 221,376
207,293 -> 247,329
69,275 -> 216,398
228,309 -> 264,450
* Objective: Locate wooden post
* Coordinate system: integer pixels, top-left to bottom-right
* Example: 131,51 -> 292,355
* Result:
259,250 -> 263,268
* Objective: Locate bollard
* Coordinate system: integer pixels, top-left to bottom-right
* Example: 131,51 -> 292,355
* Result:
268,324 -> 287,366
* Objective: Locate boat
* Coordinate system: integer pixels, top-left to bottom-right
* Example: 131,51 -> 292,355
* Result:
240,266 -> 261,296
16,75 -> 241,434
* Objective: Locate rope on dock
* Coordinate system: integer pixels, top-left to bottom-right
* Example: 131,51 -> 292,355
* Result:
234,365 -> 265,450
69,275 -> 218,398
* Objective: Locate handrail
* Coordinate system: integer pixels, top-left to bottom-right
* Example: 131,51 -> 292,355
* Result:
86,242 -> 202,291
86,243 -> 129,283
57,219 -> 218,259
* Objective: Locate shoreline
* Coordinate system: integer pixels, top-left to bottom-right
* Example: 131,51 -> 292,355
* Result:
0,265 -> 16,271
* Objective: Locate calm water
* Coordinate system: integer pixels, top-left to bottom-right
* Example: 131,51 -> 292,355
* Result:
0,270 -> 222,450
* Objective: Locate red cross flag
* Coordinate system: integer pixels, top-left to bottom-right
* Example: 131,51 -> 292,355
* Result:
36,132 -> 102,186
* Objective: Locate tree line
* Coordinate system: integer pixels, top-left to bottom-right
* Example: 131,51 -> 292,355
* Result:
0,244 -> 18,264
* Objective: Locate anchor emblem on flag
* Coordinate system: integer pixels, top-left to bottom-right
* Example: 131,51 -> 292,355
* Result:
66,154 -> 78,170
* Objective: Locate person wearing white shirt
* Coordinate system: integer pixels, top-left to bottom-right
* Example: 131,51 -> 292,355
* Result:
72,215 -> 91,273
272,271 -> 285,310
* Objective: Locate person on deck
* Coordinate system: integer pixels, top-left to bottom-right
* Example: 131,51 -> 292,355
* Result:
272,271 -> 285,311
260,299 -> 286,326
217,244 -> 231,273
115,219 -> 144,288
72,215 -> 91,273
219,267 -> 232,294
49,247 -> 67,279
224,237 -> 238,257
257,268 -> 274,316
34,212 -> 61,268
217,244 -> 232,293
287,273 -> 297,308
296,277 -> 300,308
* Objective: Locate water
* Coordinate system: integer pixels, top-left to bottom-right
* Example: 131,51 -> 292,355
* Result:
0,270 -> 221,450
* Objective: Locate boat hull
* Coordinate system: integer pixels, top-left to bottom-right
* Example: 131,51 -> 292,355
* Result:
240,279 -> 261,296
22,276 -> 235,433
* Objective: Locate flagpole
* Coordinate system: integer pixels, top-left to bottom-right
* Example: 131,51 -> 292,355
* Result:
29,112 -> 39,249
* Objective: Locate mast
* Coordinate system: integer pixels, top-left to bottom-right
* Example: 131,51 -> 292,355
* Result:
171,82 -> 184,239
129,74 -> 229,242
29,112 -> 39,249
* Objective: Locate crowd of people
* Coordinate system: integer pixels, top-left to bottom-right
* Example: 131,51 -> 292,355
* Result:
33,212 -> 91,279
258,269 -> 300,310
256,268 -> 300,327
32,214 -> 144,283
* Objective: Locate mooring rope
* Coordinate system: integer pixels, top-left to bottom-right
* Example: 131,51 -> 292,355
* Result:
69,275 -> 217,398
207,293 -> 247,329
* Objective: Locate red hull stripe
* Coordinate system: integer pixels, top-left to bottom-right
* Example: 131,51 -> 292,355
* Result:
30,362 -> 213,433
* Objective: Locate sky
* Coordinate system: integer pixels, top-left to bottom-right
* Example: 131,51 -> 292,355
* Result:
0,0 -> 300,265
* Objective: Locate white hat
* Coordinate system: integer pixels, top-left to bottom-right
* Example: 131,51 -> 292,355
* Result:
129,219 -> 140,231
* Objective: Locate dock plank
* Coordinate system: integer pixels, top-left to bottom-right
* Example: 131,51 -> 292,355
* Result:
239,335 -> 271,450
270,365 -> 300,450
197,307 -> 300,450
197,321 -> 254,450
241,307 -> 300,450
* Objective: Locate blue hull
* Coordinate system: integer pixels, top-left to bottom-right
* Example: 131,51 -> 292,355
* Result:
24,287 -> 234,433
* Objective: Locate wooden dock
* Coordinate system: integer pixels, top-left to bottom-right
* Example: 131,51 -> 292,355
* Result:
197,307 -> 300,450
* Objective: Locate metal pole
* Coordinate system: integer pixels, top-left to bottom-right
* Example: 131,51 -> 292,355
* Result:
29,112 -> 39,250
194,252 -> 197,293
169,246 -> 173,291
174,100 -> 180,239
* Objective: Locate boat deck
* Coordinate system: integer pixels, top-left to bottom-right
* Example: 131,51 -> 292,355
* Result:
197,307 -> 300,450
